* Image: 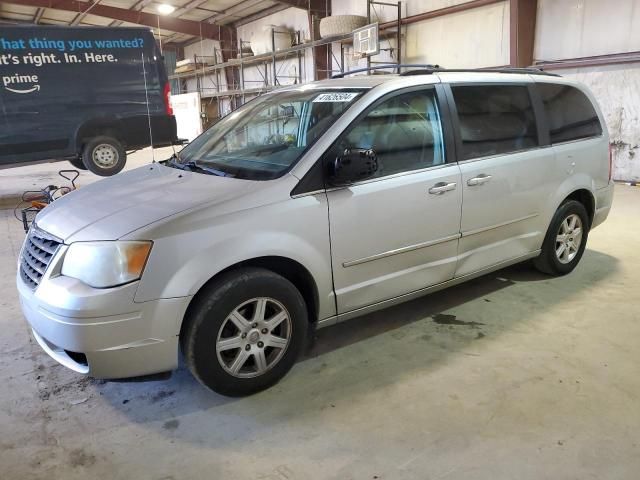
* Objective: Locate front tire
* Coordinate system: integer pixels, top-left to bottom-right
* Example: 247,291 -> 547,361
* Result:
82,136 -> 126,176
181,268 -> 308,397
534,200 -> 590,275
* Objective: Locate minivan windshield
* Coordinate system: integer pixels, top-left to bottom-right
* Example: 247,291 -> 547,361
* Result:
171,89 -> 366,180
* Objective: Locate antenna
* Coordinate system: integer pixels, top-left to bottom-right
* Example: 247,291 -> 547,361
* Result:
141,52 -> 156,163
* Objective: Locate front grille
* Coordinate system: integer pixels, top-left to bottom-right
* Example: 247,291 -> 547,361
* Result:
19,228 -> 62,290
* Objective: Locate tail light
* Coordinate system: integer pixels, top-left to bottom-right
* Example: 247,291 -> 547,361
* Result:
163,83 -> 173,116
608,143 -> 613,182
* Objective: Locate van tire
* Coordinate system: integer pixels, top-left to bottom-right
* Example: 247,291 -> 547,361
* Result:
181,267 -> 308,397
534,200 -> 590,276
82,136 -> 126,176
68,158 -> 87,170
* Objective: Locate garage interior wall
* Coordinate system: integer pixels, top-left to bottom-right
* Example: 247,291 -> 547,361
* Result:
330,0 -> 510,70
535,0 -> 640,182
174,0 -> 639,181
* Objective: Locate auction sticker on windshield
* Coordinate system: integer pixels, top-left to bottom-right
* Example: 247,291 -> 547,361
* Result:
313,92 -> 359,102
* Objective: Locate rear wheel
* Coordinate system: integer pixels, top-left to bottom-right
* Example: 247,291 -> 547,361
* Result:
534,200 -> 590,275
82,136 -> 126,176
68,157 -> 87,170
181,268 -> 308,396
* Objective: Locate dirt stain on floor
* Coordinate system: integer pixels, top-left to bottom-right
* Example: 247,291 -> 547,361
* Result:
431,313 -> 485,328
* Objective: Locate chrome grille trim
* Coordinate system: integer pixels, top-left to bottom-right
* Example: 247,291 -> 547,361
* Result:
19,228 -> 62,291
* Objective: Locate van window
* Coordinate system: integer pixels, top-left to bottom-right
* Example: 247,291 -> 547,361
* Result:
537,83 -> 602,143
177,89 -> 365,180
451,85 -> 538,160
337,89 -> 445,178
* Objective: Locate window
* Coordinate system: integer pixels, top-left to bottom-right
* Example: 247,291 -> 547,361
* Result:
335,89 -> 445,178
451,85 -> 538,160
177,89 -> 364,180
538,83 -> 602,143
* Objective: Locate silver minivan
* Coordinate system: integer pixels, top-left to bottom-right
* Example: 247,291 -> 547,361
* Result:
17,68 -> 614,396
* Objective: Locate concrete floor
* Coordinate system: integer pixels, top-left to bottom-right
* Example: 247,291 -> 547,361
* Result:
1,181 -> 639,479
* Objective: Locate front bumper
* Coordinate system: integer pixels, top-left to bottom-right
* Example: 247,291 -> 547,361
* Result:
17,248 -> 191,378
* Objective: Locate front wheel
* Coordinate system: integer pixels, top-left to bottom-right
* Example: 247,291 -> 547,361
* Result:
534,200 -> 590,275
82,136 -> 126,176
181,268 -> 308,396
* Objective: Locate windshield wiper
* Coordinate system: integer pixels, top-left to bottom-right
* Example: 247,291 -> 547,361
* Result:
164,156 -> 229,177
185,161 -> 230,177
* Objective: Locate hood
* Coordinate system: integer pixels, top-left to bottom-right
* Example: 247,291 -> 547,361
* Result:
36,164 -> 261,242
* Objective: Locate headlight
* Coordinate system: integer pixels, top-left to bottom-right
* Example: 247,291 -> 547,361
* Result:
61,241 -> 153,288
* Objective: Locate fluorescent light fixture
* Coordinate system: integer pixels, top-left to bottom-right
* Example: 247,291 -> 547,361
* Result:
157,3 -> 176,15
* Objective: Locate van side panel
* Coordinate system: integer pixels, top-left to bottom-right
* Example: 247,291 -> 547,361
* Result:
0,26 -> 177,167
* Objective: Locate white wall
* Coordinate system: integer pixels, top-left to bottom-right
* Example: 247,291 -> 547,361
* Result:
331,0 -> 509,73
535,0 -> 640,61
535,0 -> 640,181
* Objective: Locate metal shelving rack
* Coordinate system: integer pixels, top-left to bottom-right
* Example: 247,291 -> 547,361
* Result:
168,0 -> 403,117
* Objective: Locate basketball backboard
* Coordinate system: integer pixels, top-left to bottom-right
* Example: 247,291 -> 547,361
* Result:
353,23 -> 379,59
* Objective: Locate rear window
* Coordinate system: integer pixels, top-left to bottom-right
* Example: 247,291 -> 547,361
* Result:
451,85 -> 538,160
538,83 -> 602,144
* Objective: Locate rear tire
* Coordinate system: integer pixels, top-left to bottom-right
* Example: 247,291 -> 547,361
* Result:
534,200 -> 590,275
82,136 -> 126,176
68,157 -> 87,170
181,268 -> 308,397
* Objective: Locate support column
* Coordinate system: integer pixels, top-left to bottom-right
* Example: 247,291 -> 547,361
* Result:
510,0 -> 538,67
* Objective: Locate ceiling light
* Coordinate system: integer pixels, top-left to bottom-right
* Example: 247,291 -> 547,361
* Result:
157,3 -> 175,15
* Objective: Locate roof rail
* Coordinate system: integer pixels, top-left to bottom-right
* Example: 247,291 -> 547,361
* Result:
331,64 -> 440,79
400,66 -> 560,77
331,64 -> 560,78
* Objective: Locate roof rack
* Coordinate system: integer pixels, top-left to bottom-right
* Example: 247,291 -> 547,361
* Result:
332,64 -> 560,78
332,64 -> 441,78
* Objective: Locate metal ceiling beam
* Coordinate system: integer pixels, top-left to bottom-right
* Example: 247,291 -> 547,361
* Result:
271,0 -> 328,14
6,0 -> 228,39
70,0 -> 101,26
233,4 -> 289,27
33,7 -> 45,23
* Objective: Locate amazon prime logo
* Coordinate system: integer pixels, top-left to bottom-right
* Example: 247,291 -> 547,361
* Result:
3,73 -> 40,94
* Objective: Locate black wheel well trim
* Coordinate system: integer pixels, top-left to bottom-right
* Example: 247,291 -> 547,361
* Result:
183,256 -> 320,329
74,119 -> 124,151
562,188 -> 595,225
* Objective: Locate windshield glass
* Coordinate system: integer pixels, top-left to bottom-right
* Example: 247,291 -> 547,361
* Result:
174,89 -> 366,180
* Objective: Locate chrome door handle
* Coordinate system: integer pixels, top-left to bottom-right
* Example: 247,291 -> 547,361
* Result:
467,174 -> 492,186
428,182 -> 457,195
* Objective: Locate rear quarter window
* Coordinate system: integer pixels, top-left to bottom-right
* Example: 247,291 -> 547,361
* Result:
537,83 -> 602,144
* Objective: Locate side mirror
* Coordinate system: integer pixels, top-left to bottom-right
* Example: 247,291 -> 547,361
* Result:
329,148 -> 378,186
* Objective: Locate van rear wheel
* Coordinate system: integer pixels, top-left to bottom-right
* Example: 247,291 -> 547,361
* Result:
534,200 -> 590,276
82,136 -> 126,176
68,158 -> 87,170
181,267 -> 308,397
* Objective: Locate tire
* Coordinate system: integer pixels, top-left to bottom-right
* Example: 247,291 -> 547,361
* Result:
319,15 -> 368,38
181,267 -> 308,397
81,136 -> 126,176
534,200 -> 590,275
68,157 -> 87,170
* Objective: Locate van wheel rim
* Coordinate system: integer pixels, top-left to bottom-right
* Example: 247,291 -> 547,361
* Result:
92,144 -> 119,168
555,214 -> 583,264
215,297 -> 292,379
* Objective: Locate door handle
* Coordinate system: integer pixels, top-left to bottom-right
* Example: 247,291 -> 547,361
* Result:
467,174 -> 492,186
428,182 -> 457,195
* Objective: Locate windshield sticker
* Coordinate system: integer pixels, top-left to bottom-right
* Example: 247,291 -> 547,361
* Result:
313,92 -> 359,103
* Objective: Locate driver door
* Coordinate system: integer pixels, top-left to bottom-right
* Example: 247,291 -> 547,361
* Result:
325,86 -> 463,314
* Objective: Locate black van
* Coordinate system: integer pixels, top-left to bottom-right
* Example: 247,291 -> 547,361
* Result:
0,26 -> 178,176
